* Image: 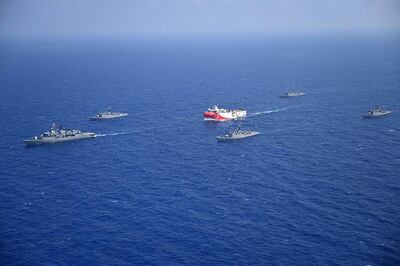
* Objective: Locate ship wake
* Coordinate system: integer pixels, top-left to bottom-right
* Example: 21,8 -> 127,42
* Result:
95,127 -> 157,138
95,132 -> 130,137
249,107 -> 288,117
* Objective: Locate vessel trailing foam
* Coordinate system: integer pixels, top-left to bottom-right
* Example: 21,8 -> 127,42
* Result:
24,124 -> 96,145
203,105 -> 247,121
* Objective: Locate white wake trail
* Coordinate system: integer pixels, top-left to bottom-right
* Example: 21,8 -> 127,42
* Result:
95,132 -> 129,137
95,126 -> 159,138
249,107 -> 288,117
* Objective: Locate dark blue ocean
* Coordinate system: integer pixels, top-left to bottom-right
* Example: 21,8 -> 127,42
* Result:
0,35 -> 399,265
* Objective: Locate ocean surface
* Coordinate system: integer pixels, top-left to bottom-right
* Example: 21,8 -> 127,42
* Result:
0,35 -> 399,265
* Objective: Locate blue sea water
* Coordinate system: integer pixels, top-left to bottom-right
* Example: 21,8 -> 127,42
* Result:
0,35 -> 399,265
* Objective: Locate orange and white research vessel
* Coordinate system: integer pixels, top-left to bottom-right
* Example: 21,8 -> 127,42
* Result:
203,105 -> 247,121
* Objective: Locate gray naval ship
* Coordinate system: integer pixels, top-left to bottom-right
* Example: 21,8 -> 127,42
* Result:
90,107 -> 128,121
363,106 -> 392,118
24,124 -> 96,145
280,90 -> 306,98
217,128 -> 260,141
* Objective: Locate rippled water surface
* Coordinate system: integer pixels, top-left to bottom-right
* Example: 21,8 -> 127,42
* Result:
0,36 -> 399,265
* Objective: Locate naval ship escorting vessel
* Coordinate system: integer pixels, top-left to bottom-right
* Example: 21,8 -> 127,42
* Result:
204,105 -> 247,121
363,106 -> 392,118
24,124 -> 96,145
90,107 -> 128,121
280,90 -> 306,98
217,128 -> 260,141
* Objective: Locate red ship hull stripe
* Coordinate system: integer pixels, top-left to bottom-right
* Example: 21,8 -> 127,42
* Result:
203,112 -> 230,120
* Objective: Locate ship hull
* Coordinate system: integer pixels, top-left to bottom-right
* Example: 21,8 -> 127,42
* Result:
217,132 -> 259,141
90,113 -> 128,121
24,132 -> 96,145
280,93 -> 305,98
203,110 -> 246,121
362,111 -> 392,118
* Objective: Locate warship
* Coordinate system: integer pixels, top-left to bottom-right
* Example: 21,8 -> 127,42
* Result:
24,124 -> 96,145
90,107 -> 128,120
217,128 -> 260,141
363,106 -> 392,118
280,90 -> 306,98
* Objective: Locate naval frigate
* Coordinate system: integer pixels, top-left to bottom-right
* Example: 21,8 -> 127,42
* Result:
90,107 -> 128,120
280,90 -> 306,98
24,124 -> 96,145
363,106 -> 392,118
217,128 -> 260,141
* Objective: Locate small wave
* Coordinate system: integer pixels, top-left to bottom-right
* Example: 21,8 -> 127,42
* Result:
249,107 -> 288,117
